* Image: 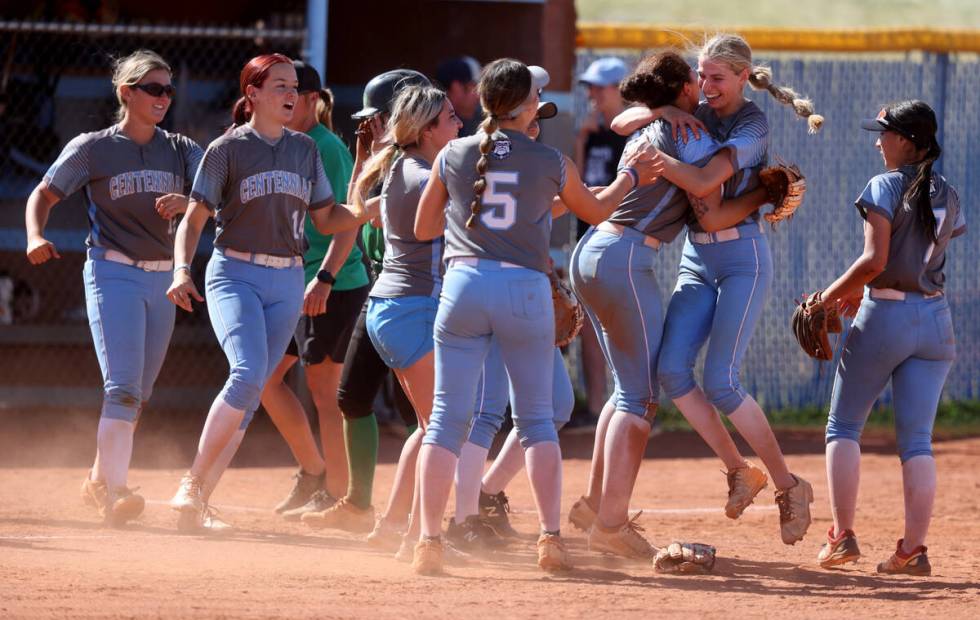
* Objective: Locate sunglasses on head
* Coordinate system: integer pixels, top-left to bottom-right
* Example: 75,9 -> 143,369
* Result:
133,82 -> 176,98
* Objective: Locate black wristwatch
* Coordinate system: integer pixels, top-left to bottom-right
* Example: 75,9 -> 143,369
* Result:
316,269 -> 336,285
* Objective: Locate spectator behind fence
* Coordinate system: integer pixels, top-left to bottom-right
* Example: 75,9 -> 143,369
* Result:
436,56 -> 483,137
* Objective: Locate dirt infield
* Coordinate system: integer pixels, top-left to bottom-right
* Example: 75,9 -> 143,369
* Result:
1,434 -> 978,619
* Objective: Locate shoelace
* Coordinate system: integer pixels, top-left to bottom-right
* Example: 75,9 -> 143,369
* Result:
624,511 -> 649,545
182,475 -> 203,497
775,491 -> 794,523
492,492 -> 512,515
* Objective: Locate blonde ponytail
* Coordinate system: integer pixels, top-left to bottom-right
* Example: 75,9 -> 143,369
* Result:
352,145 -> 400,218
748,66 -> 824,134
465,116 -> 498,229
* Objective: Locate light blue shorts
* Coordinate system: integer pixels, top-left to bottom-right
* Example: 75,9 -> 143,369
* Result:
366,295 -> 438,369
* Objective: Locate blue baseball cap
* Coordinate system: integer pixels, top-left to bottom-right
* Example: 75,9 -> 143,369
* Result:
578,57 -> 627,87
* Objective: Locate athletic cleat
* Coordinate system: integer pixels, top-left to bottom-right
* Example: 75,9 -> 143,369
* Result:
202,504 -> 235,535
395,535 -> 415,563
367,518 -> 404,551
171,473 -> 205,533
537,533 -> 573,572
301,497 -> 374,533
725,461 -> 769,519
775,474 -> 813,545
274,469 -> 325,514
281,489 -> 336,522
876,540 -> 931,576
105,487 -> 145,527
817,527 -> 861,568
412,538 -> 444,576
587,513 -> 655,560
81,477 -> 108,513
568,495 -> 598,532
446,515 -> 507,552
479,490 -> 519,538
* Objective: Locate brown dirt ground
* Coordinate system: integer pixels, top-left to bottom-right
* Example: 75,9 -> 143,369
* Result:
1,430 -> 978,619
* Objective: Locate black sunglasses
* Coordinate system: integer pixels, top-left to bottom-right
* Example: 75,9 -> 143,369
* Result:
132,82 -> 176,98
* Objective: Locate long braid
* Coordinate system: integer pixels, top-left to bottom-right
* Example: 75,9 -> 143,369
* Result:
748,67 -> 824,134
904,137 -> 942,244
466,115 -> 498,229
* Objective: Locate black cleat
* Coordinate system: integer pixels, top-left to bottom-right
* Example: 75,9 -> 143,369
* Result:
479,490 -> 520,538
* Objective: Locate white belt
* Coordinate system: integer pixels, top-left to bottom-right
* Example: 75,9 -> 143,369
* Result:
690,221 -> 763,245
104,249 -> 173,272
449,257 -> 522,269
223,248 -> 302,269
870,287 -> 943,301
596,221 -> 661,250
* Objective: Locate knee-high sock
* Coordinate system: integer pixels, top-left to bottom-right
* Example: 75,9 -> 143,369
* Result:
826,438 -> 860,535
481,429 -> 523,496
345,415 -> 379,508
202,428 -> 246,503
96,417 -> 135,491
525,441 -> 562,533
455,441 -> 489,521
901,455 -> 936,551
190,398 -> 245,479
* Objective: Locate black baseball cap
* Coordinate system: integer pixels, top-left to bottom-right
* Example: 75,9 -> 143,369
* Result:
293,61 -> 322,94
352,69 -> 430,120
860,103 -> 937,148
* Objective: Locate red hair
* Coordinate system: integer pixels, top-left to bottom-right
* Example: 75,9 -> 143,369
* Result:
231,53 -> 294,126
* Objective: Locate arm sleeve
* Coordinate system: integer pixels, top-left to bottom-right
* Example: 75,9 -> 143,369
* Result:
719,112 -> 769,170
854,174 -> 903,221
190,142 -> 229,211
675,129 -> 722,166
43,133 -> 94,198
556,148 -> 567,192
181,137 -> 205,193
309,150 -> 335,211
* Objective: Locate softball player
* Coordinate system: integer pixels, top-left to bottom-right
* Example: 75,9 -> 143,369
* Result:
613,33 -> 821,545
814,101 -> 962,575
412,58 -> 662,575
452,102 -> 576,548
166,54 -> 339,532
306,85 -> 462,549
568,49 -> 769,559
24,50 -> 202,526
258,61 -> 372,521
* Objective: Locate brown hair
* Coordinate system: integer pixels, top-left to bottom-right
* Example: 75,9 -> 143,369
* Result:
699,33 -> 824,134
620,49 -> 692,110
466,59 -> 531,229
314,88 -> 334,131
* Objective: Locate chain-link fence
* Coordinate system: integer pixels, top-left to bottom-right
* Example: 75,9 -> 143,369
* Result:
570,49 -> 980,411
0,20 -> 307,413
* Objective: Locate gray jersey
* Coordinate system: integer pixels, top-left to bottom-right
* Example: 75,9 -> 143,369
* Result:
690,101 -> 769,233
191,125 -> 333,257
856,166 -> 965,294
43,125 -> 203,260
371,154 -> 444,298
441,129 -> 565,273
609,120 -> 720,242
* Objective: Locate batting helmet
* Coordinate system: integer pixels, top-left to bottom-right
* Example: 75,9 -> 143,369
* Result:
352,69 -> 431,120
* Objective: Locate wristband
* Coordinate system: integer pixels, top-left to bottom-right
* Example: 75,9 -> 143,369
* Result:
618,166 -> 639,189
174,264 -> 191,275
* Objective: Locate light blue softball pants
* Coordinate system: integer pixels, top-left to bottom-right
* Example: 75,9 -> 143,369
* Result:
570,226 -> 664,420
83,248 -> 175,422
826,291 -> 955,462
205,249 -> 304,429
424,260 -> 557,457
466,340 -> 576,450
658,225 -> 773,415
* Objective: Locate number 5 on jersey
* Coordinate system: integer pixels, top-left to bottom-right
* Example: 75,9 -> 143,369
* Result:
481,171 -> 519,231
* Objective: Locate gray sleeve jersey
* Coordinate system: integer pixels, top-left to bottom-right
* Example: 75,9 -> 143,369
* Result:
370,154 -> 444,298
856,166 -> 964,294
440,129 -> 564,273
43,125 -> 203,260
191,125 -> 334,257
690,102 -> 769,232
608,120 -> 721,242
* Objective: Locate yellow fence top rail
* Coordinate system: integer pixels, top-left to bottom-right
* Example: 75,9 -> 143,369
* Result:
577,24 -> 980,53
